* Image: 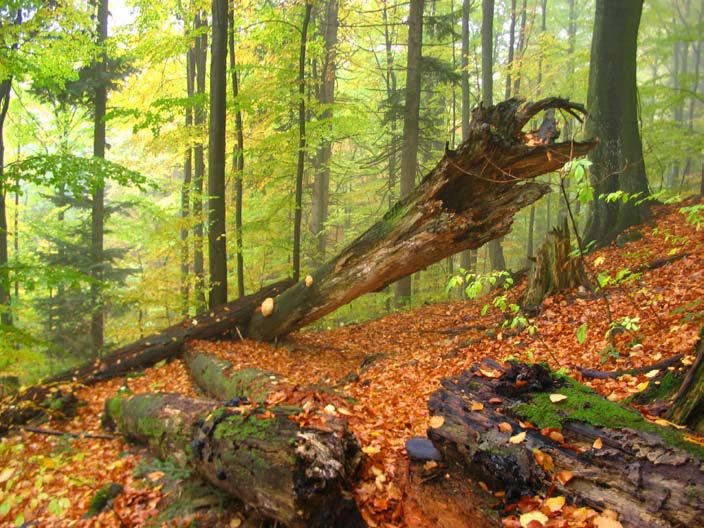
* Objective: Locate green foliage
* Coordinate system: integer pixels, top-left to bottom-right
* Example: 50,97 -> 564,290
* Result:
679,204 -> 704,229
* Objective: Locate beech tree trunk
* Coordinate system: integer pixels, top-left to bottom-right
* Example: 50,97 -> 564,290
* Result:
427,360 -> 704,528
104,393 -> 363,527
523,217 -> 589,308
247,98 -> 594,340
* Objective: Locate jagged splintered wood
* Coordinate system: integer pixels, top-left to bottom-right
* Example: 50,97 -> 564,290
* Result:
248,97 -> 595,340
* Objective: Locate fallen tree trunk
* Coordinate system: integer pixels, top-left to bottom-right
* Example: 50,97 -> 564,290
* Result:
667,328 -> 704,433
427,360 -> 704,528
104,392 -> 364,528
0,279 -> 293,435
247,98 -> 595,340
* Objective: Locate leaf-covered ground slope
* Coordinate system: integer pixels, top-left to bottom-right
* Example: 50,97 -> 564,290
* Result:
1,202 -> 703,527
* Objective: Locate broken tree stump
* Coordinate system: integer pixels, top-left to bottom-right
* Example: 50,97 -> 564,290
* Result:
523,217 -> 589,308
427,361 -> 704,528
104,392 -> 364,528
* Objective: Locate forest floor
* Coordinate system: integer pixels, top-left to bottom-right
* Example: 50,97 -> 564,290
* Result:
1,201 -> 703,528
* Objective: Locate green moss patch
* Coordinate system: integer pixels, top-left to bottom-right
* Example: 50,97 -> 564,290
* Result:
513,378 -> 704,459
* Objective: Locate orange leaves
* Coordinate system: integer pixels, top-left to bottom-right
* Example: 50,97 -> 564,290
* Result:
532,449 -> 555,472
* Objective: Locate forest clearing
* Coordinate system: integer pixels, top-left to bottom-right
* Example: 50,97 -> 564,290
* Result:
1,0 -> 704,526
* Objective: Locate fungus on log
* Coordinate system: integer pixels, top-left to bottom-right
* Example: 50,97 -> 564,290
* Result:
523,217 -> 590,309
427,360 -> 704,528
247,98 -> 595,340
104,393 -> 364,528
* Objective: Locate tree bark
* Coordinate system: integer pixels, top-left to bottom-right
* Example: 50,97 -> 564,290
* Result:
583,0 -> 651,247
427,361 -> 704,528
181,37 -> 195,316
667,328 -> 704,433
208,0 -> 228,308
395,0 -> 424,303
247,98 -> 595,341
229,7 -> 245,298
523,217 -> 589,308
90,0 -> 108,356
482,0 -> 506,271
193,13 -> 208,310
104,392 -> 364,528
310,0 -> 339,263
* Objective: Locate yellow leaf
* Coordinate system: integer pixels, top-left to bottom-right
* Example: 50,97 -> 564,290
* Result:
636,381 -> 649,392
0,468 -> 14,483
510,431 -> 526,444
429,415 -> 445,429
593,437 -> 603,449
230,519 -> 242,528
549,394 -> 568,403
261,297 -> 274,317
594,256 -> 605,267
543,496 -> 565,513
362,445 -> 381,456
471,402 -> 484,411
556,469 -> 574,485
337,407 -> 352,416
684,433 -> 704,446
593,515 -> 623,528
644,369 -> 660,379
519,510 -> 548,527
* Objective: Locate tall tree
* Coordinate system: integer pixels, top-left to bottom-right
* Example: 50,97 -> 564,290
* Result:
90,0 -> 109,355
459,0 -> 477,275
228,7 -> 245,298
193,13 -> 207,309
0,69 -> 13,328
583,0 -> 650,246
482,0 -> 506,271
207,0 -> 228,308
394,0 -> 424,303
382,0 -> 398,210
292,1 -> 313,283
181,36 -> 195,316
310,0 -> 339,263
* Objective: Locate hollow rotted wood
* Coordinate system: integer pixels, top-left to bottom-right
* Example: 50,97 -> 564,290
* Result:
427,360 -> 704,528
523,217 -> 589,308
0,279 -> 293,436
667,328 -> 704,433
248,97 -> 595,341
104,392 -> 364,528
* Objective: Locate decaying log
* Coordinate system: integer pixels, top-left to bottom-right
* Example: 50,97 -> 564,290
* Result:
104,392 -> 363,528
576,353 -> 685,380
0,279 -> 293,436
427,360 -> 704,528
667,329 -> 704,433
247,98 -> 595,340
523,217 -> 589,308
0,382 -> 78,436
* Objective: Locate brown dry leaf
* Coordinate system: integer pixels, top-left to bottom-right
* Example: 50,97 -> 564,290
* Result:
593,515 -> 624,528
510,431 -> 527,444
684,433 -> 704,446
489,397 -> 503,404
498,422 -> 513,433
549,394 -> 568,403
471,402 -> 485,411
429,415 -> 445,428
593,437 -> 603,449
519,510 -> 548,527
261,297 -> 275,317
548,431 -> 565,443
533,449 -> 555,472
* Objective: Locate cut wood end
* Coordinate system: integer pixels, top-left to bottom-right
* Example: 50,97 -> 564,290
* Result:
261,298 -> 275,317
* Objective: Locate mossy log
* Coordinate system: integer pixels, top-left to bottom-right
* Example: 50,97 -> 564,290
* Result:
426,360 -> 704,528
248,98 -> 595,340
0,279 -> 293,436
523,217 -> 589,308
184,347 -> 281,403
104,392 -> 364,528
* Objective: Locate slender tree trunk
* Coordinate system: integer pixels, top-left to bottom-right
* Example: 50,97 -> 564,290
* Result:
292,2 -> 313,283
207,0 -> 228,308
91,0 -> 108,356
583,0 -> 650,246
181,40 -> 195,317
504,0 -> 516,99
681,4 -> 703,190
193,13 -> 207,310
0,77 -> 11,327
228,8 -> 245,298
512,0 -> 527,96
383,1 -> 398,210
310,0 -> 339,263
482,0 -> 506,271
526,204 -> 535,264
459,0 -> 476,274
395,0 -> 424,303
